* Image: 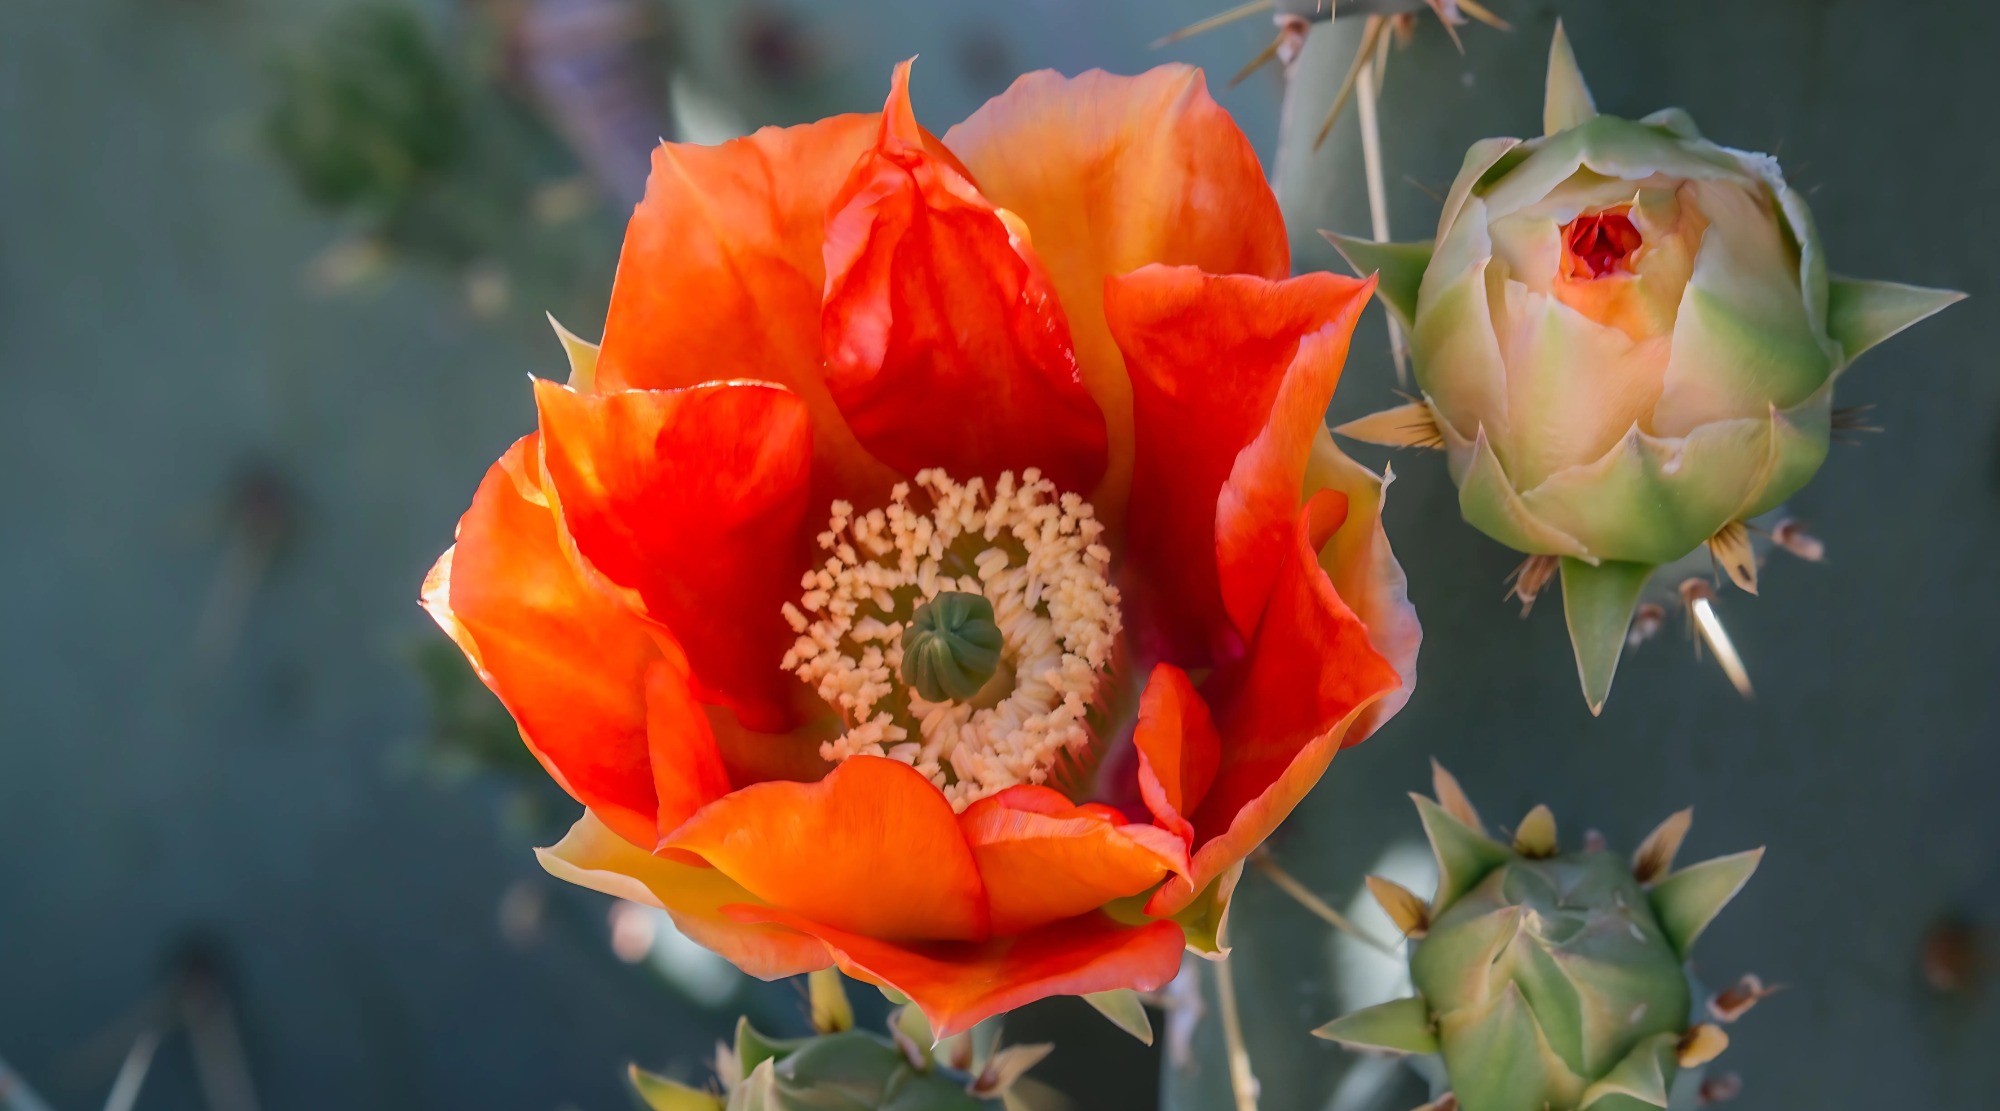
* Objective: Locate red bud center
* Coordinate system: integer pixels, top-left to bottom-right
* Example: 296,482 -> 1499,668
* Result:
1561,209 -> 1643,279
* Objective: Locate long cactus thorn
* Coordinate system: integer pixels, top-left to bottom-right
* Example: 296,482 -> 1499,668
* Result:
1229,33 -> 1287,88
1679,579 -> 1754,699
1252,848 -> 1400,955
1709,974 -> 1782,1023
1313,14 -> 1389,150
1366,875 -> 1431,938
1455,0 -> 1509,30
1632,808 -> 1694,884
1429,759 -> 1483,832
1676,1024 -> 1730,1068
1421,0 -> 1465,52
1504,554 -> 1559,617
1512,804 -> 1558,857
1543,19 -> 1597,135
1151,0 -> 1275,48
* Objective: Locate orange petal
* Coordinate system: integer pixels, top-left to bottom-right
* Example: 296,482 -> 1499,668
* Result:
538,810 -> 831,979
820,60 -> 1106,495
534,379 -> 812,734
645,658 -> 734,837
1302,429 -> 1422,745
1131,664 -> 1222,848
427,433 -> 660,849
1109,265 -> 1375,668
1152,489 -> 1400,915
729,906 -> 1185,1038
944,66 -> 1290,531
593,112 -> 901,511
1150,491 -> 1403,917
663,755 -> 989,942
1215,278 -> 1376,640
960,786 -> 1186,936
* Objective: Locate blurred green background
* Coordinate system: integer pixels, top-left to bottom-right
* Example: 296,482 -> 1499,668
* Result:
0,1 -> 1992,1110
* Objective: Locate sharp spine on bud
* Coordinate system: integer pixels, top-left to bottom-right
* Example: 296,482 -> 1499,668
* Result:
1708,973 -> 1782,1023
1429,758 -> 1484,832
1707,521 -> 1759,595
1632,808 -> 1694,884
1367,875 -> 1431,938
1512,804 -> 1558,857
1649,849 -> 1765,957
1333,401 -> 1445,449
1676,1024 -> 1730,1068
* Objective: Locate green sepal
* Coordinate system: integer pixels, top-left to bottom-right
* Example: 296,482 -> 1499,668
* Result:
629,1064 -> 725,1111
1172,865 -> 1240,955
1320,233 -> 1434,333
725,1059 -> 781,1111
1312,995 -> 1439,1055
776,1030 -> 909,1100
1444,981 -> 1584,1111
1649,849 -> 1764,958
1413,794 -> 1512,913
1560,558 -> 1655,717
734,1016 -> 808,1080
1082,989 -> 1153,1046
1639,107 -> 1702,141
1825,277 -> 1964,365
1577,1031 -> 1678,1109
1543,20 -> 1599,136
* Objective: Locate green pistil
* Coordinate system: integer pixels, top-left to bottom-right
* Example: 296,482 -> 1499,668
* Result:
901,591 -> 1003,703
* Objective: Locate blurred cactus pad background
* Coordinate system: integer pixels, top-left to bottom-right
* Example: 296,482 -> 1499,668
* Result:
1,2 -> 1995,1110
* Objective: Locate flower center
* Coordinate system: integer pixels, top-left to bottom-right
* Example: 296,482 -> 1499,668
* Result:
1561,208 -> 1643,279
780,468 -> 1122,812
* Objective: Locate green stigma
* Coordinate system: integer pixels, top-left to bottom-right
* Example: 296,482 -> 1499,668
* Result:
901,591 -> 1004,703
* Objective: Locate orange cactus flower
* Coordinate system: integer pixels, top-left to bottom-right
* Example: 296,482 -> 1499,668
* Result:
422,60 -> 1420,1037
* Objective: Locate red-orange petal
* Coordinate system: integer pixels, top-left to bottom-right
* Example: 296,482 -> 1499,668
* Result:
645,658 -> 734,838
593,112 -> 902,512
944,66 -> 1291,530
1149,491 -> 1402,916
1130,663 -> 1222,848
663,755 -> 989,943
534,379 -> 812,734
538,810 -> 831,980
960,785 -> 1185,936
1109,265 -> 1375,668
820,60 -> 1106,495
728,906 -> 1185,1038
424,433 -> 660,849
1215,279 -> 1375,640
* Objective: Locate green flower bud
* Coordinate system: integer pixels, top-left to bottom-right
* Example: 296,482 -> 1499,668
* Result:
1331,22 -> 1962,711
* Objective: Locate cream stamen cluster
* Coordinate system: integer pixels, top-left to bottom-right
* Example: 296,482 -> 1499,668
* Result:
780,468 -> 1121,811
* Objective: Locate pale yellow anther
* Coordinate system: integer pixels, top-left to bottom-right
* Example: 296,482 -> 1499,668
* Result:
785,468 -> 1121,811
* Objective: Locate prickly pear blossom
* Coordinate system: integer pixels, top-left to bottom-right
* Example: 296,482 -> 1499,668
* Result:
423,61 -> 1420,1037
1332,23 -> 1961,712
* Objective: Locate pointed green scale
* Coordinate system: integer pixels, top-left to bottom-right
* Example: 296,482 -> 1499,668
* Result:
1649,849 -> 1765,958
1444,982 -> 1584,1111
1543,20 -> 1599,136
1313,996 -> 1439,1055
734,1017 -> 809,1080
1560,558 -> 1654,716
1577,1033 -> 1677,1109
631,1065 -> 725,1111
1321,233 -> 1434,332
1826,277 -> 1966,363
1413,793 -> 1512,911
1081,989 -> 1154,1046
